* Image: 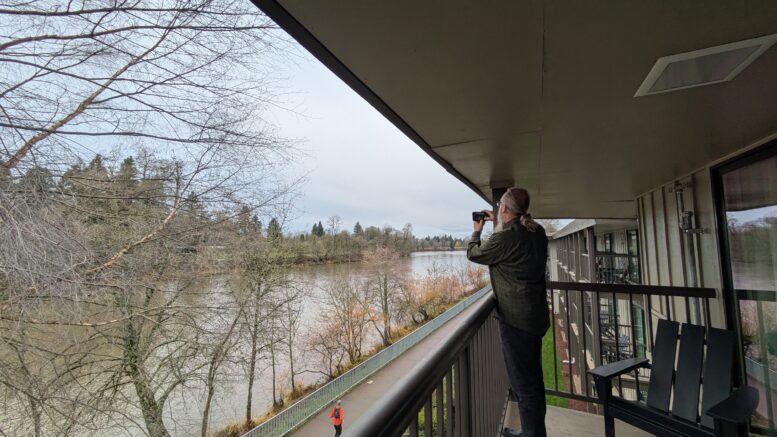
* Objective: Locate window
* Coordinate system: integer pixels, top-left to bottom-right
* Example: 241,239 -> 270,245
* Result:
626,229 -> 641,284
715,140 -> 777,433
603,233 -> 613,253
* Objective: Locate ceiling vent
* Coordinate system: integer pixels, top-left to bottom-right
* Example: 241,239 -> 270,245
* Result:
635,33 -> 777,97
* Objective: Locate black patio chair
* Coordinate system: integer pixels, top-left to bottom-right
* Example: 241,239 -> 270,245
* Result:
589,319 -> 758,437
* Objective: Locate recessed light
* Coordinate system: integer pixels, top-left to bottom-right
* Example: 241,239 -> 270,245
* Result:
635,33 -> 777,97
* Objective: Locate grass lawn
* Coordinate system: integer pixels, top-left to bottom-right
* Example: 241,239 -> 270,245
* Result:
541,329 -> 569,408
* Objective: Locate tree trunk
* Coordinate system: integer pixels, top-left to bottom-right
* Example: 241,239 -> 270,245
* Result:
201,385 -> 215,437
131,370 -> 170,437
245,313 -> 259,424
201,308 -> 240,437
382,275 -> 391,345
27,394 -> 41,437
270,344 -> 279,408
289,342 -> 295,397
125,321 -> 170,437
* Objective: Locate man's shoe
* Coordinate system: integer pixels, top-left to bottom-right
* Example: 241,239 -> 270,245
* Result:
501,427 -> 523,437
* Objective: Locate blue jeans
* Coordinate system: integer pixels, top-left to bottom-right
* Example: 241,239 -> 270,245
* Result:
498,320 -> 547,437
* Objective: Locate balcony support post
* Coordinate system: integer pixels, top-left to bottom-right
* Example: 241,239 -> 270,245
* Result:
586,227 -> 596,282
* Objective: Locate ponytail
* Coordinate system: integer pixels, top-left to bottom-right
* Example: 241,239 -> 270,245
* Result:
520,212 -> 539,232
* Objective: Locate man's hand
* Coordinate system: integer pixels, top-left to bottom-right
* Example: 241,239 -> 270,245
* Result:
473,209 -> 494,233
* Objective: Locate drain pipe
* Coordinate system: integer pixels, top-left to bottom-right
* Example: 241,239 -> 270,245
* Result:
673,181 -> 705,323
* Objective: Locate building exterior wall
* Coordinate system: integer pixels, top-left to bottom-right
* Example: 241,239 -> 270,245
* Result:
636,169 -> 726,328
594,228 -> 629,255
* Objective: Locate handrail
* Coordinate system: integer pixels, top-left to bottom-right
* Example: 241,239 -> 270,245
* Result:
344,280 -> 719,436
242,285 -> 493,437
548,280 -> 717,298
347,291 -> 498,436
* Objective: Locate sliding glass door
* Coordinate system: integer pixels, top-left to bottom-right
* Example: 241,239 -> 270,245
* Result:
714,140 -> 777,434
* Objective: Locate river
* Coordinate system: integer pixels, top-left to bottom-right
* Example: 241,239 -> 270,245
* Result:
158,250 -> 470,437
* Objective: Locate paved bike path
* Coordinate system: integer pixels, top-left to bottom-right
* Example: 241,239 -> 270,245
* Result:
290,296 -> 486,436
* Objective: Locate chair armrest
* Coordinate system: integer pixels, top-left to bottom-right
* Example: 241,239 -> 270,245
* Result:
588,357 -> 650,380
706,386 -> 758,424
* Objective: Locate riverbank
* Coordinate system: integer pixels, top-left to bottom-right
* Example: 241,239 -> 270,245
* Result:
213,262 -> 486,437
289,248 -> 466,265
412,247 -> 466,252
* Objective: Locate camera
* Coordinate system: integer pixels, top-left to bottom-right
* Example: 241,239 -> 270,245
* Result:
472,211 -> 487,222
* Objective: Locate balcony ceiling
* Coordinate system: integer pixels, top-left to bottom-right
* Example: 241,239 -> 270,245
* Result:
253,0 -> 777,218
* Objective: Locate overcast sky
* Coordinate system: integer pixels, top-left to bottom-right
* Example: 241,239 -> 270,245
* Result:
266,46 -> 490,238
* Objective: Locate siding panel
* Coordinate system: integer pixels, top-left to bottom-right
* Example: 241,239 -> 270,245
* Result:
637,170 -> 725,328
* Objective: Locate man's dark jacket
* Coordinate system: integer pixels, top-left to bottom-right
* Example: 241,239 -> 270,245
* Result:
467,217 -> 550,337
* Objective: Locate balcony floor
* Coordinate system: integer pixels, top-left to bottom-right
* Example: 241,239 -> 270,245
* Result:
504,401 -> 651,437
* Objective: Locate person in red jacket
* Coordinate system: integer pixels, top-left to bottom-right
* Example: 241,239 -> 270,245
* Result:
330,400 -> 344,436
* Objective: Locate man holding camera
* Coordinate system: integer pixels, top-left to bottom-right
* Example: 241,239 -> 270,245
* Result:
467,187 -> 549,437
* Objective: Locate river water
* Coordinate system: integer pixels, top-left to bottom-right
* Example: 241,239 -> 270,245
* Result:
159,250 -> 470,437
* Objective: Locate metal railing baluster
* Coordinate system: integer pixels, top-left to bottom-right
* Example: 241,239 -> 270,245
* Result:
565,288 -> 574,395
460,349 -> 470,437
551,288 -> 559,392
424,397 -> 432,437
612,291 -> 623,396
596,290 -> 604,367
646,294 -> 654,352
453,359 -> 461,437
436,382 -> 443,437
445,369 -> 453,437
629,292 -> 641,402
684,296 -> 691,323
581,290 -> 589,399
409,414 -> 418,437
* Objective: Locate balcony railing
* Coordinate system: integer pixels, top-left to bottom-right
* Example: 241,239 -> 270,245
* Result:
242,286 -> 493,437
546,281 -> 715,404
350,281 -> 716,436
347,292 -> 509,437
594,252 -> 640,284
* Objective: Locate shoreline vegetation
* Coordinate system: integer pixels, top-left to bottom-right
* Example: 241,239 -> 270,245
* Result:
2,151 -> 482,437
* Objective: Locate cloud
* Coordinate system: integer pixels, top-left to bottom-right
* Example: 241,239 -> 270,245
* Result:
267,49 -> 487,238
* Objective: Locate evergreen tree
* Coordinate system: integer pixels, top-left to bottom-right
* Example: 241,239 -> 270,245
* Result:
268,217 -> 282,240
353,221 -> 364,236
83,155 -> 110,190
113,157 -> 140,213
58,164 -> 82,194
88,155 -> 101,170
117,157 -> 138,184
238,205 -> 251,234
